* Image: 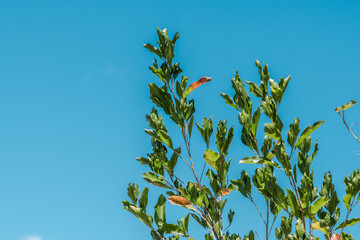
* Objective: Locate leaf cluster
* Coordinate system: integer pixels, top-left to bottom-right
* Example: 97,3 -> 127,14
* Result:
122,29 -> 360,240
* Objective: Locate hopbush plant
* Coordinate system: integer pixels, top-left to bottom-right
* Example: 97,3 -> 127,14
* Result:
122,29 -> 360,240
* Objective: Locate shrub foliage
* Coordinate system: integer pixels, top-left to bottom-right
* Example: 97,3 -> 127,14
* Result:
122,29 -> 360,240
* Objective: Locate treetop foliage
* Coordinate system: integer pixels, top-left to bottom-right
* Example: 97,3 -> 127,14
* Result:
123,28 -> 360,240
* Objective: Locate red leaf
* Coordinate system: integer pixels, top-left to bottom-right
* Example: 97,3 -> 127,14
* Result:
183,76 -> 211,97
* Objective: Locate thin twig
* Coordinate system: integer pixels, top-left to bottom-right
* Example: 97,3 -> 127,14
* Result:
340,197 -> 360,235
199,161 -> 207,183
269,215 -> 278,237
249,196 -> 266,225
266,199 -> 269,240
255,231 -> 263,240
338,111 -> 360,143
171,148 -> 193,169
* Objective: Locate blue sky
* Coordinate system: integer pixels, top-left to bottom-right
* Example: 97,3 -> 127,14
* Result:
0,0 -> 360,239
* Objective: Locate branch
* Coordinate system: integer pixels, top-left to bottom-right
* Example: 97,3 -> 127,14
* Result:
249,196 -> 266,225
337,110 -> 360,144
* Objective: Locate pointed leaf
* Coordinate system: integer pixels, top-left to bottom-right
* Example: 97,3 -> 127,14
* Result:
335,100 -> 358,112
295,121 -> 325,147
168,196 -> 195,210
144,43 -> 162,57
122,201 -> 153,228
264,123 -> 282,141
239,156 -> 282,169
139,187 -> 149,209
344,194 -> 351,210
164,224 -> 184,236
310,196 -> 328,216
183,77 -> 211,98
155,195 -> 166,229
246,81 -> 263,97
188,115 -> 194,138
221,93 -> 238,109
143,172 -> 171,189
251,108 -> 261,137
158,129 -> 173,149
335,218 -> 360,230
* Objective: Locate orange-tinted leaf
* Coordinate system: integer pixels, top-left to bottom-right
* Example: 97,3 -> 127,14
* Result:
221,189 -> 230,196
168,196 -> 195,210
183,76 -> 211,97
331,233 -> 342,240
168,196 -> 191,205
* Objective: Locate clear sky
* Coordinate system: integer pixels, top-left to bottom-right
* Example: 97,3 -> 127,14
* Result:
0,1 -> 360,240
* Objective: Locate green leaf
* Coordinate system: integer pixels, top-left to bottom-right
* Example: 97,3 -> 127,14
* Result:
239,156 -> 282,169
127,183 -> 139,205
188,115 -> 194,138
203,149 -> 220,171
196,117 -> 213,148
137,156 -> 150,165
231,170 -> 252,197
295,219 -> 305,238
344,193 -> 351,210
246,81 -> 263,97
149,66 -> 165,84
149,83 -> 174,115
287,189 -> 300,217
312,221 -> 329,234
228,209 -> 235,225
164,224 -> 184,236
270,200 -> 281,216
335,100 -> 358,112
335,218 -> 360,230
221,93 -> 238,109
295,121 -> 325,147
251,108 -> 261,137
158,129 -> 173,149
264,123 -> 282,140
180,214 -> 190,236
310,196 -> 328,216
172,62 -> 182,80
180,213 -> 190,234
287,118 -> 300,148
168,147 -> 181,172
144,43 -> 162,58
172,32 -> 180,44
269,79 -> 282,103
122,201 -> 153,228
142,172 -> 171,189
139,187 -> 149,209
155,195 -> 166,229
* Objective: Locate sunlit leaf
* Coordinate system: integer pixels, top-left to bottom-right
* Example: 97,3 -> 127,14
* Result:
183,76 -> 211,98
203,149 -> 220,171
154,195 -> 166,229
264,123 -> 282,141
168,196 -> 195,210
221,189 -> 230,196
239,156 -> 282,169
312,221 -> 329,234
335,100 -> 358,112
295,121 -> 325,147
142,172 -> 171,189
221,93 -> 238,109
144,43 -> 162,58
310,196 -> 328,216
335,218 -> 360,230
